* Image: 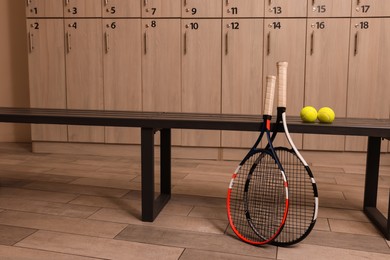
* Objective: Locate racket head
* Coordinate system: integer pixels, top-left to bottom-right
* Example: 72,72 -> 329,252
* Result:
227,148 -> 289,245
271,147 -> 318,246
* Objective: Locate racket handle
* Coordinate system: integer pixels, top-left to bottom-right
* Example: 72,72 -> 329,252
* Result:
277,61 -> 288,108
264,75 -> 276,117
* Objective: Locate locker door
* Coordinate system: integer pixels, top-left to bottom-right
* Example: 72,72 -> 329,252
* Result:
64,0 -> 102,17
308,0 -> 352,17
304,18 -> 350,151
263,18 -> 306,148
352,0 -> 390,17
223,0 -> 265,18
27,19 -> 67,141
346,18 -> 390,151
102,0 -> 141,18
142,0 -> 181,18
26,0 -> 63,17
222,19 -> 264,148
182,19 -> 222,147
142,19 -> 181,145
265,0 -> 307,17
182,0 -> 222,18
103,19 -> 142,144
65,19 -> 104,142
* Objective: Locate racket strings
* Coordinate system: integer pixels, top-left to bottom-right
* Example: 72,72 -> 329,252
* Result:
273,148 -> 316,244
229,151 -> 287,243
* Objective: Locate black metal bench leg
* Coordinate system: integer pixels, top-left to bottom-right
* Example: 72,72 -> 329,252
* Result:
363,136 -> 390,240
141,128 -> 155,222
160,128 -> 171,195
141,128 -> 171,222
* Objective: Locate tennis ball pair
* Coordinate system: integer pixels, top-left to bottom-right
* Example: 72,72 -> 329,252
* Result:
300,106 -> 335,123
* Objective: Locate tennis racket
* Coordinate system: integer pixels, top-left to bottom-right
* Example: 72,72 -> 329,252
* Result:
270,62 -> 319,246
227,75 -> 289,245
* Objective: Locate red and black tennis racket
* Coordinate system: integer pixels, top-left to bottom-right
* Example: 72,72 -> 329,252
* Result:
227,75 -> 289,245
270,62 -> 319,246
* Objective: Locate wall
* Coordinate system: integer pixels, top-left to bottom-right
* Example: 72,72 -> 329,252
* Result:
0,0 -> 31,142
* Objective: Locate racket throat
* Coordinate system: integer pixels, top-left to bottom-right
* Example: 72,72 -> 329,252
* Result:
276,107 -> 286,122
263,115 -> 272,131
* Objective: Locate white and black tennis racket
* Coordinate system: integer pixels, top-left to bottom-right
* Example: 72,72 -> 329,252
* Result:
227,75 -> 289,245
270,62 -> 319,246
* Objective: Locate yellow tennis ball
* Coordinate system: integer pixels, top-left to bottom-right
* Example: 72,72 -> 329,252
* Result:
300,106 -> 318,123
317,107 -> 335,123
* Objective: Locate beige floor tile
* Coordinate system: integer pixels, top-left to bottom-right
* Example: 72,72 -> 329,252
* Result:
278,243 -> 390,260
23,181 -> 129,198
313,218 -> 330,231
17,230 -> 184,260
0,187 -> 78,203
0,170 -> 77,183
0,245 -> 100,260
69,194 -> 136,209
0,198 -> 99,218
169,194 -> 226,208
0,224 -> 36,246
0,211 -> 127,238
179,248 -> 268,260
45,167 -> 138,181
0,164 -> 52,173
329,219 -> 381,237
70,177 -> 137,190
116,225 -> 277,258
172,180 -> 229,198
318,207 -> 369,222
303,230 -> 390,254
90,207 -> 227,234
19,161 -> 101,172
188,206 -> 227,220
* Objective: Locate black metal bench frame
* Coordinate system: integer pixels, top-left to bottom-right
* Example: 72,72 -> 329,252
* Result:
0,107 -> 389,239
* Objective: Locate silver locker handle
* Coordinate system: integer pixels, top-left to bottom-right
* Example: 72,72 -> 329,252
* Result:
105,32 -> 110,53
144,0 -> 148,6
104,0 -> 109,6
28,32 -> 34,53
26,0 -> 32,6
354,32 -> 359,56
184,31 -> 187,54
66,32 -> 72,53
225,32 -> 229,55
267,32 -> 271,55
144,32 -> 148,54
310,32 -> 314,55
65,0 -> 70,6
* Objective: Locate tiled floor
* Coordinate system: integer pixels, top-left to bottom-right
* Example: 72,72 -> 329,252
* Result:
0,143 -> 389,259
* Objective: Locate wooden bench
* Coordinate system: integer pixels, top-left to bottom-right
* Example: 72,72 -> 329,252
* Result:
0,107 -> 389,239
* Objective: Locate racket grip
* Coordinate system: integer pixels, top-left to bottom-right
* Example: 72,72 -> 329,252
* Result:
277,61 -> 288,108
264,75 -> 276,117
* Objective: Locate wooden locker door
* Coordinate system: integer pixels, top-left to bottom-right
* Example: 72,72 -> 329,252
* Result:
26,0 -> 63,17
308,0 -> 352,17
102,0 -> 141,18
263,18 -> 306,148
304,18 -> 350,151
222,19 -> 264,148
64,0 -> 102,17
142,0 -> 181,17
265,0 -> 307,17
182,19 -> 222,147
223,0 -> 264,18
352,0 -> 390,17
104,19 -> 142,144
346,18 -> 390,151
182,0 -> 222,18
65,19 -> 104,143
142,19 -> 181,145
27,19 -> 67,142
